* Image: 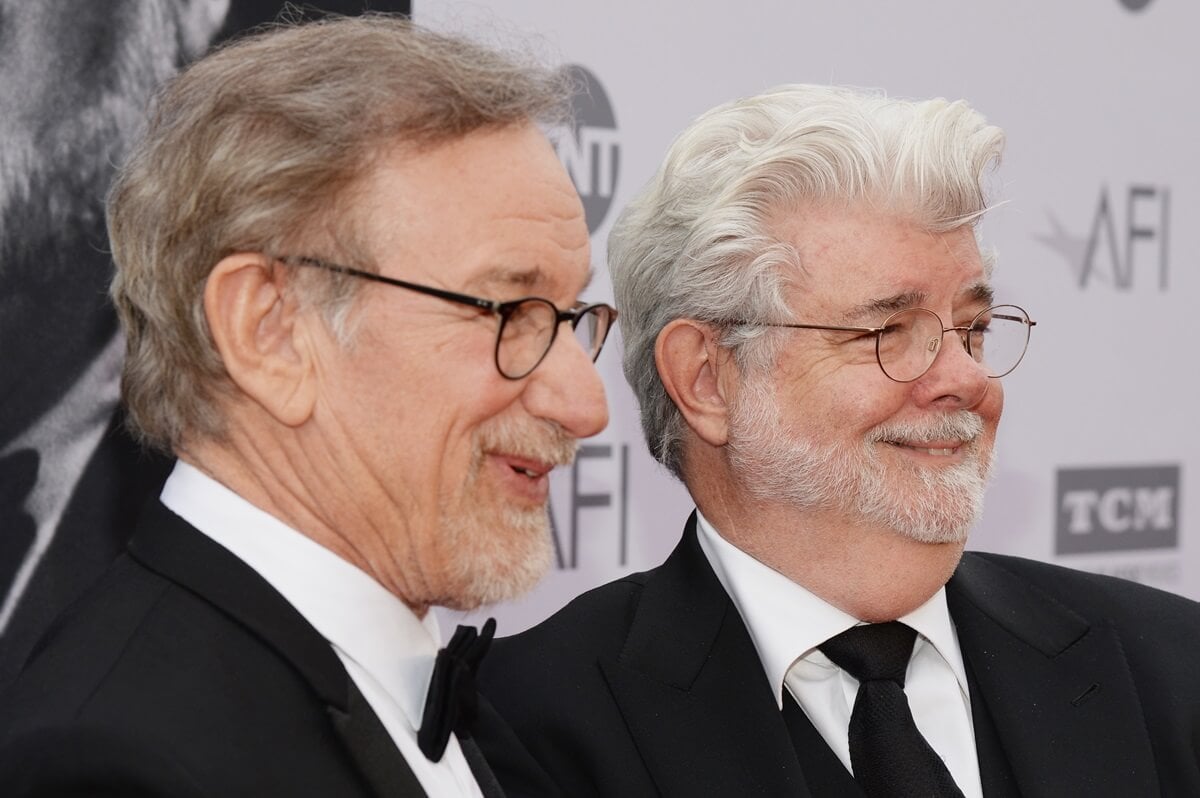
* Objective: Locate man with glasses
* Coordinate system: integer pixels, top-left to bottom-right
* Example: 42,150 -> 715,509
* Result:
477,85 -> 1200,796
0,16 -> 610,797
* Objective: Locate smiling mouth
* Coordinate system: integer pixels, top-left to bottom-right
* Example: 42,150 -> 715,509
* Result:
497,453 -> 562,480
885,441 -> 965,457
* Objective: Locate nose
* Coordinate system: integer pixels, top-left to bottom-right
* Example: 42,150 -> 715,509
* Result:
909,328 -> 990,410
522,323 -> 610,438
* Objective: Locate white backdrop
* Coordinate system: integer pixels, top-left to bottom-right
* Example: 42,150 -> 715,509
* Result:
418,0 -> 1200,634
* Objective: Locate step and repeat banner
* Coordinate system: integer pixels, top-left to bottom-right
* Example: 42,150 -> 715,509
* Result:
414,0 -> 1200,633
1,1 -> 1193,657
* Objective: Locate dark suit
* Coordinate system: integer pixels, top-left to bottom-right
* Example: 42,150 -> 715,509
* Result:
0,500 -> 509,797
478,515 -> 1200,797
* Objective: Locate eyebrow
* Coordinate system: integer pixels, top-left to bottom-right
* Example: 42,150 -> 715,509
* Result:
470,265 -> 596,301
472,266 -> 546,292
841,291 -> 928,324
962,281 -> 994,307
840,282 -> 996,325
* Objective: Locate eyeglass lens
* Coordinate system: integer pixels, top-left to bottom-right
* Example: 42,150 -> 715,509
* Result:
496,300 -> 611,379
878,304 -> 1031,382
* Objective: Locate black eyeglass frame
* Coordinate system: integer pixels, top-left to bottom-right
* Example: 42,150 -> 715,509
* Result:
726,304 -> 1036,383
278,256 -> 617,380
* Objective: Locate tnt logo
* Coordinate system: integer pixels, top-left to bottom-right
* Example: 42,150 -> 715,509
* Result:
1056,465 -> 1180,554
557,65 -> 619,235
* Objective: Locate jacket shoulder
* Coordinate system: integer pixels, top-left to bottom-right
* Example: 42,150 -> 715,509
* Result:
485,570 -> 651,681
957,550 -> 1200,663
0,555 -> 367,796
963,551 -> 1200,620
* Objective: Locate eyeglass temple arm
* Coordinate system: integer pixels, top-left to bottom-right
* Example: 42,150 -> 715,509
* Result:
728,321 -> 883,334
283,256 -> 502,314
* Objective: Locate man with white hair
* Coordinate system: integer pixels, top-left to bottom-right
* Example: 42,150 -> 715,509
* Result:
0,16 -> 611,797
478,85 -> 1200,797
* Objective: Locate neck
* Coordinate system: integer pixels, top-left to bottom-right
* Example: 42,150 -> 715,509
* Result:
691,471 -> 964,622
178,403 -> 431,617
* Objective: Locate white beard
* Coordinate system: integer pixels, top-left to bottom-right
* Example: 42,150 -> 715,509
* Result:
726,376 -> 994,544
433,417 -> 576,610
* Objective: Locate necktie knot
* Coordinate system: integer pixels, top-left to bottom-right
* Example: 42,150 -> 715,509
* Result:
417,617 -> 495,762
819,621 -> 916,686
818,621 -> 964,797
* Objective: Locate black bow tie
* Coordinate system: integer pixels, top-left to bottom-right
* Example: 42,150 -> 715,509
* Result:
417,618 -> 496,762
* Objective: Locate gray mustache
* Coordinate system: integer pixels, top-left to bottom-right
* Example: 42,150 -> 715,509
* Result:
867,412 -> 985,446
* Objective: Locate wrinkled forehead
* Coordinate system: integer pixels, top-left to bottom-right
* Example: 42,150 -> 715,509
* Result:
348,126 -> 591,300
777,207 -> 989,318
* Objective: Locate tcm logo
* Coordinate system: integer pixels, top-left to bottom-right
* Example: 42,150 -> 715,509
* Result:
1056,465 -> 1180,554
1037,184 -> 1170,290
557,65 -> 620,235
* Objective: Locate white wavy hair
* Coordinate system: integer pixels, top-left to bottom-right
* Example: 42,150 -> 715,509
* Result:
608,84 -> 1005,480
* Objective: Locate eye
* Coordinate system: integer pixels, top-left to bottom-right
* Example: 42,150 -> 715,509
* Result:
877,324 -> 904,338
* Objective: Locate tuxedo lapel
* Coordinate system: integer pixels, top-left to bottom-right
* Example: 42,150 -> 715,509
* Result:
328,678 -> 427,797
948,553 -> 1159,798
599,517 -> 810,797
460,737 -> 506,798
129,500 -> 428,798
959,652 -> 1020,798
782,695 -> 864,796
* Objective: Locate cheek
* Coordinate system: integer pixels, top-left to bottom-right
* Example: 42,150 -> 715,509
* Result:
838,379 -> 912,434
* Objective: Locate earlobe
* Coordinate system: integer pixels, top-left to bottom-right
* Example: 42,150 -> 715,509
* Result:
204,254 -> 317,427
655,320 -> 732,447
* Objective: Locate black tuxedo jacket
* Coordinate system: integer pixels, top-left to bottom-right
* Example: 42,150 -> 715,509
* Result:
479,516 -> 1200,797
0,500 -> 517,797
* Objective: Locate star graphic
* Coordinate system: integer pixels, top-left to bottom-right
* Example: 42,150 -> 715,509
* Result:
1034,212 -> 1103,286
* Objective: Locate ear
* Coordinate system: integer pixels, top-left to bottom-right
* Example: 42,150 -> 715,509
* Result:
655,319 -> 734,448
204,254 -> 316,428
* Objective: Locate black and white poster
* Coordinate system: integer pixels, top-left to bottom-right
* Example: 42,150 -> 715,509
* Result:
0,0 -> 410,686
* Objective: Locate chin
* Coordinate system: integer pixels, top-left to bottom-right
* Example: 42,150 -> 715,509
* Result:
880,505 -> 981,546
435,505 -> 554,611
860,450 -> 993,545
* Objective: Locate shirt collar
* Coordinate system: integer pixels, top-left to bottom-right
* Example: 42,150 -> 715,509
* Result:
160,460 -> 441,730
694,510 -> 969,707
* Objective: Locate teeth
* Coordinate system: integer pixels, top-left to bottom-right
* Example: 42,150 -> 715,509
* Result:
519,467 -> 538,477
887,442 -> 958,456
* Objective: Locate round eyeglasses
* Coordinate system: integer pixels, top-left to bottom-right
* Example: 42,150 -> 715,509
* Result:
279,256 -> 618,380
735,304 -> 1036,383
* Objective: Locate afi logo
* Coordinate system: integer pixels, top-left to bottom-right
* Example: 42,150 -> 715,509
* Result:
1055,465 -> 1180,554
1038,184 -> 1170,290
556,65 -> 620,235
547,443 -> 630,569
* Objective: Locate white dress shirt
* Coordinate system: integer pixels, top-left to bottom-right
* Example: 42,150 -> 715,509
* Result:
695,511 -> 983,798
161,461 -> 484,798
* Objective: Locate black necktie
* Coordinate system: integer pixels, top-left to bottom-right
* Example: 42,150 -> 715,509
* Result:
820,622 -> 964,798
418,618 -> 495,762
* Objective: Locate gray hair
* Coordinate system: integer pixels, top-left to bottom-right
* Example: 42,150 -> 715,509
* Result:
108,14 -> 573,452
609,84 -> 1005,480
